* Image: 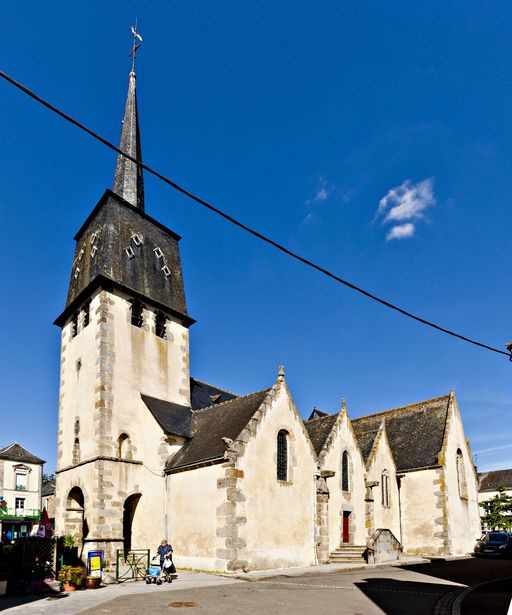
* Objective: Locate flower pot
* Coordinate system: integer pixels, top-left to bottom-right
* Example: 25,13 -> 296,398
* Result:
85,577 -> 101,589
63,581 -> 77,592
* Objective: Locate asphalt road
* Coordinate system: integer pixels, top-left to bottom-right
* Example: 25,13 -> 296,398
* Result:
75,557 -> 512,615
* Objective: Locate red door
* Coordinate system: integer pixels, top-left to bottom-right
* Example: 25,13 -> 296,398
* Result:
342,511 -> 350,543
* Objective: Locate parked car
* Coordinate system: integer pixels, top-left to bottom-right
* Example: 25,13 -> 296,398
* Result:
474,532 -> 512,557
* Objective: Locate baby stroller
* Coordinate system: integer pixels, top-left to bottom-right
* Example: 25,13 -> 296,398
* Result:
146,556 -> 163,584
161,553 -> 177,583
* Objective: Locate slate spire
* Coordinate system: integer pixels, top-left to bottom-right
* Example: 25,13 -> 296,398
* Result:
113,68 -> 145,210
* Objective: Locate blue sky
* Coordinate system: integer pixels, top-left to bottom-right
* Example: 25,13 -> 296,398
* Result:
1,1 -> 511,473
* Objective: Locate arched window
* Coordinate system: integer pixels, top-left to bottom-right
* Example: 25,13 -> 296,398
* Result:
118,433 -> 131,460
381,469 -> 390,507
277,430 -> 288,481
456,448 -> 468,499
73,438 -> 80,464
341,451 -> 350,492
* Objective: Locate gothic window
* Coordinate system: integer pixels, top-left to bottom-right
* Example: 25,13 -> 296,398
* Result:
155,312 -> 167,339
130,301 -> 144,328
341,451 -> 350,492
82,300 -> 90,328
118,433 -> 131,459
73,438 -> 80,464
381,470 -> 390,507
456,449 -> 468,499
74,418 -> 80,436
277,430 -> 288,481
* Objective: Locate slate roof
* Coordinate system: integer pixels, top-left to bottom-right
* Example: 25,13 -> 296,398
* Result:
304,414 -> 339,456
42,482 -> 56,497
478,469 -> 512,492
351,395 -> 450,472
0,443 -> 45,465
308,408 -> 329,421
141,395 -> 194,437
190,378 -> 238,410
166,389 -> 270,471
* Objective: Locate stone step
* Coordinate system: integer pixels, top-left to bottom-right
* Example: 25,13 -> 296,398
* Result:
329,545 -> 366,563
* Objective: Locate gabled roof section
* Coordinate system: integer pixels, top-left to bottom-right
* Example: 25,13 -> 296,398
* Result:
190,378 -> 238,410
304,413 -> 338,456
308,408 -> 329,421
0,443 -> 45,465
166,389 -> 270,471
352,395 -> 450,472
141,394 -> 194,437
478,469 -> 512,492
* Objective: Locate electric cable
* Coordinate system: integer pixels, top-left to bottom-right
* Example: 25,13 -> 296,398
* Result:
0,69 -> 509,360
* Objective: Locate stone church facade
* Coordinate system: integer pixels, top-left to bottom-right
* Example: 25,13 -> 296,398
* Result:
54,67 -> 481,572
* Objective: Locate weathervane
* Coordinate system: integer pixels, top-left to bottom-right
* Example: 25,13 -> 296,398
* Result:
129,21 -> 143,72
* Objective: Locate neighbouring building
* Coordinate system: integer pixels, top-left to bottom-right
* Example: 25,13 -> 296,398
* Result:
0,443 -> 44,542
41,482 -> 56,524
53,56 -> 481,571
478,468 -> 512,519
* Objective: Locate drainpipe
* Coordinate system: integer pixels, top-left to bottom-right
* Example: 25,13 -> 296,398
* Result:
164,471 -> 169,541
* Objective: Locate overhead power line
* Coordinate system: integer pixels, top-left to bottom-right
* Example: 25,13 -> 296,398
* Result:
0,69 -> 509,360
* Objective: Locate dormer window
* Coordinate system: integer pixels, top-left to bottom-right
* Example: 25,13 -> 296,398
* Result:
130,300 -> 144,328
162,265 -> 171,278
131,234 -> 143,246
91,245 -> 98,258
90,233 -> 97,244
125,246 -> 135,259
78,249 -> 84,262
153,247 -> 163,259
74,267 -> 80,279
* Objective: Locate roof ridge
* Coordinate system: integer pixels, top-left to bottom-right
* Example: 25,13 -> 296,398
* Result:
194,388 -> 271,414
191,377 -> 239,397
352,394 -> 450,422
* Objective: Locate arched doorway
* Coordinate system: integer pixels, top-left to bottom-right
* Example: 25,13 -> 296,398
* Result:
123,493 -> 141,554
65,487 -> 88,555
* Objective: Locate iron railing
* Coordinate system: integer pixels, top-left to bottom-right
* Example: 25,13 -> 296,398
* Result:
0,508 -> 41,519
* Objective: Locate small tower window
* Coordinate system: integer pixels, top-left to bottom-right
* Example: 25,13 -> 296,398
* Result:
155,312 -> 167,339
118,433 -> 132,460
82,301 -> 90,328
130,301 -> 144,328
341,451 -> 350,492
71,313 -> 79,338
381,470 -> 390,507
277,430 -> 288,481
73,438 -> 80,464
74,418 -> 80,436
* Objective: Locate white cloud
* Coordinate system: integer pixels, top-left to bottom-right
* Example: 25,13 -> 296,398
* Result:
377,178 -> 435,241
307,176 -> 332,205
386,223 -> 415,241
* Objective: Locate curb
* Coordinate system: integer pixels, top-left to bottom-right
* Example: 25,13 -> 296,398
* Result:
452,575 -> 512,615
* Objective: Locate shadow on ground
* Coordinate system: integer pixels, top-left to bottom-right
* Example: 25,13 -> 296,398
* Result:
401,556 -> 512,586
355,577 -> 458,615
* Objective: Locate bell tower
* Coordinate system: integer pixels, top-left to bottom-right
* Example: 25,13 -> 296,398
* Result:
54,34 -> 194,561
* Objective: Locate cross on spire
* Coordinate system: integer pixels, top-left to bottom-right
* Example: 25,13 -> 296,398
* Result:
129,22 -> 143,73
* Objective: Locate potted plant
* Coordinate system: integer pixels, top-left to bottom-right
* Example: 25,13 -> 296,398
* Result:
85,575 -> 102,589
58,565 -> 86,592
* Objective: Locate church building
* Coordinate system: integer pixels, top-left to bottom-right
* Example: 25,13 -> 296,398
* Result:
54,59 -> 481,572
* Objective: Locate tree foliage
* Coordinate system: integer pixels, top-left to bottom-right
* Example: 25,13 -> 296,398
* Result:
480,484 -> 512,531
42,473 -> 55,486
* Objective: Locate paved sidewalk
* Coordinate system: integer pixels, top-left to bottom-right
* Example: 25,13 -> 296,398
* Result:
0,571 -> 242,615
